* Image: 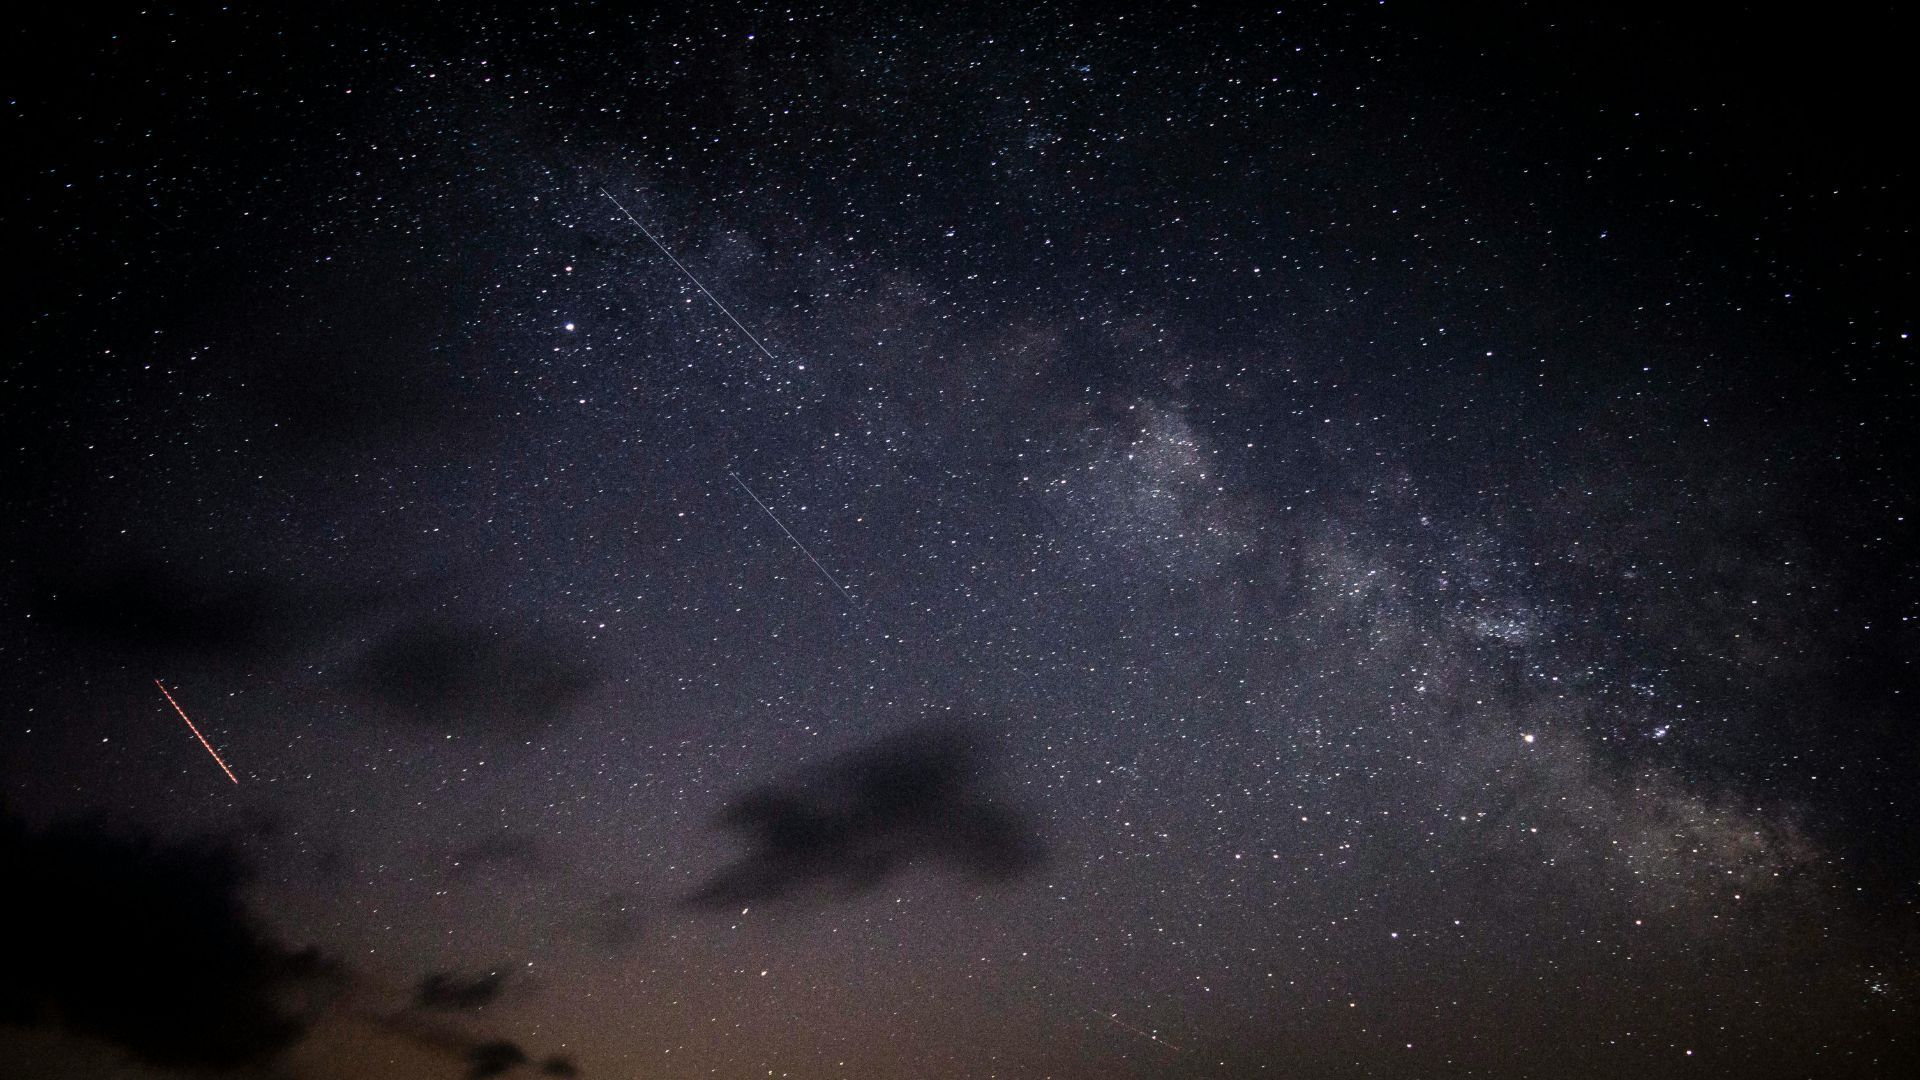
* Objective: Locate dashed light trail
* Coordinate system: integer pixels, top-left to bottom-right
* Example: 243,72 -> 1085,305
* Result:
154,679 -> 239,785
1083,1006 -> 1183,1053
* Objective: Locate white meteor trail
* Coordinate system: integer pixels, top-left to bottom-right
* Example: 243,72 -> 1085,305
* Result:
729,472 -> 860,611
154,679 -> 240,785
599,187 -> 785,369
1083,1006 -> 1183,1053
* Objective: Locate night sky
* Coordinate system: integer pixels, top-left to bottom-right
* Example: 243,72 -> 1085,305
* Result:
4,4 -> 1917,1078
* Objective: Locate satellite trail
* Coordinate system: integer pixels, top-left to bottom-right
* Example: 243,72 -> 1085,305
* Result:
729,472 -> 861,611
599,186 -> 859,615
154,679 -> 240,785
1083,1006 -> 1183,1053
599,186 -> 786,369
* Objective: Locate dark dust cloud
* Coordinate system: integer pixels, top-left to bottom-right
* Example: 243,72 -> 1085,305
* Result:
688,722 -> 1042,907
3,3 -> 1916,1078
417,971 -> 510,1013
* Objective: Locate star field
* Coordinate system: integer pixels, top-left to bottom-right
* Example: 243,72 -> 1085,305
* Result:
3,4 -> 1916,1078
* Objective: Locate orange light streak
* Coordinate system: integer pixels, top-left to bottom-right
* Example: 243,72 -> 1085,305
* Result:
154,679 -> 239,785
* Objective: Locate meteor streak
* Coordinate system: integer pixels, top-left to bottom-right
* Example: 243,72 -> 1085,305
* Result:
729,472 -> 861,612
154,679 -> 239,785
1083,1006 -> 1183,1053
598,186 -> 863,617
599,187 -> 786,369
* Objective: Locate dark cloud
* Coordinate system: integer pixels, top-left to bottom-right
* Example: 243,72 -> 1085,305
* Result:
371,1003 -> 584,1080
689,723 -> 1043,908
454,829 -> 541,872
415,970 -> 507,1012
350,618 -> 597,735
26,557 -> 321,663
0,810 -> 334,1070
467,1039 -> 530,1079
0,809 -> 584,1078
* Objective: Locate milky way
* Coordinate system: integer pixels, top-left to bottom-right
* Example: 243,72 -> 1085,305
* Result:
4,5 -> 1915,1078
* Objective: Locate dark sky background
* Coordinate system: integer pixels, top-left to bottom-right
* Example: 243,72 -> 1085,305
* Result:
3,3 -> 1916,1078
